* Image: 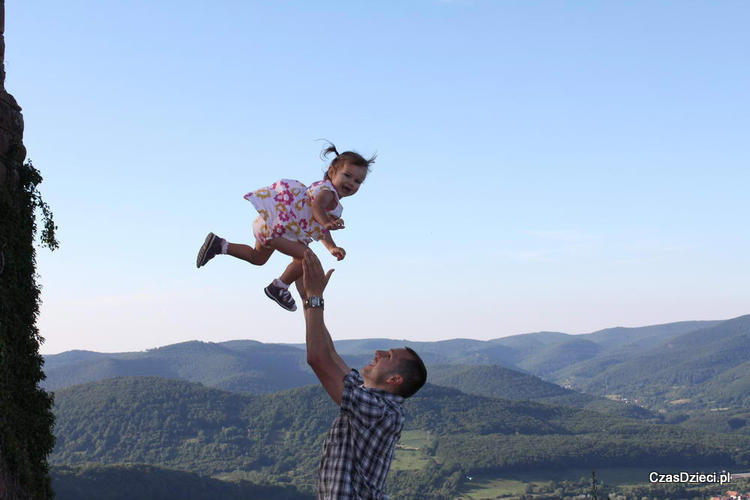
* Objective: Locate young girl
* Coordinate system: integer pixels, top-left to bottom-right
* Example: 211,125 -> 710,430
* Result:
196,142 -> 375,311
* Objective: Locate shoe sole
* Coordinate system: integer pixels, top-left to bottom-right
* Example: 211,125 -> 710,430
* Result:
264,286 -> 297,312
196,233 -> 217,268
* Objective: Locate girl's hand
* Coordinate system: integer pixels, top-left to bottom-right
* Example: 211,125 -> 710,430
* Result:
330,247 -> 346,261
325,217 -> 345,231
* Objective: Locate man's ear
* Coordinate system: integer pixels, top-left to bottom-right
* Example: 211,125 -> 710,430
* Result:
386,374 -> 404,387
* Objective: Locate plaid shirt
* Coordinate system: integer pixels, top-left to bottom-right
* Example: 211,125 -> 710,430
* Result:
317,369 -> 405,500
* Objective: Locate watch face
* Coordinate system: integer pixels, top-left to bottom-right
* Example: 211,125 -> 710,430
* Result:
307,296 -> 323,308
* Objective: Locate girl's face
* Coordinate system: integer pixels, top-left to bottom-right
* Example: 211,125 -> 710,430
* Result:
329,163 -> 368,198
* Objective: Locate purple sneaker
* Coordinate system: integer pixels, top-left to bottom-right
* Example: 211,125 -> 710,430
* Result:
264,283 -> 297,311
196,232 -> 224,268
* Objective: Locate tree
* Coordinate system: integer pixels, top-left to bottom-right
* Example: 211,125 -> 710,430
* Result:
0,3 -> 58,496
590,470 -> 598,500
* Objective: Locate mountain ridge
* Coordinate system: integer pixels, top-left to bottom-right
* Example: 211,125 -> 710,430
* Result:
43,315 -> 749,416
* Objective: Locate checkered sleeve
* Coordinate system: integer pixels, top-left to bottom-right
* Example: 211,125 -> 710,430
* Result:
340,369 -> 386,429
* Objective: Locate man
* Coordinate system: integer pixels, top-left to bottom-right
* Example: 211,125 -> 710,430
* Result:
299,250 -> 428,500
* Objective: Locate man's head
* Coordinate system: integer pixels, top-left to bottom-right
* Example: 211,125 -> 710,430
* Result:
361,347 -> 427,398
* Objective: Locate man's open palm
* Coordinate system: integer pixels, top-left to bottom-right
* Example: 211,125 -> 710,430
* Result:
302,249 -> 334,298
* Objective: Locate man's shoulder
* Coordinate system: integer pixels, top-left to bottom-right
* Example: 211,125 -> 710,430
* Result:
345,370 -> 404,408
344,368 -> 364,386
341,371 -> 405,428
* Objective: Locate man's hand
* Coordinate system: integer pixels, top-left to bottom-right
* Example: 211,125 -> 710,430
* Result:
330,246 -> 346,261
302,249 -> 349,404
302,249 -> 334,297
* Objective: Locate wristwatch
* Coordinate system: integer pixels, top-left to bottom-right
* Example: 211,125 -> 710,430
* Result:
304,295 -> 324,310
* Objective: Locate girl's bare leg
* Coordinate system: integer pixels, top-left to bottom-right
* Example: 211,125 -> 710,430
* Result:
279,259 -> 303,286
227,240 -> 274,265
267,238 -> 308,285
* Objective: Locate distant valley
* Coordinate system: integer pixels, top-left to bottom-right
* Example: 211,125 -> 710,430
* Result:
44,314 -> 750,499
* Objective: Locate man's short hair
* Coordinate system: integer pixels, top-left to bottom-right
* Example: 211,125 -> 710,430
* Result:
395,347 -> 427,398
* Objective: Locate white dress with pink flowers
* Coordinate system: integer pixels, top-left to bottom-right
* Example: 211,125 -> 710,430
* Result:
244,179 -> 342,246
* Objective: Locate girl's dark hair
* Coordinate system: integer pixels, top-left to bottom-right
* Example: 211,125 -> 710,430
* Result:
320,140 -> 376,180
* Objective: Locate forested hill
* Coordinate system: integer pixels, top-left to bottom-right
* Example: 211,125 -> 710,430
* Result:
42,341 -> 318,393
43,314 -> 750,416
427,364 -> 655,419
44,344 -> 649,418
51,464 -> 310,500
51,376 -> 750,497
44,317 -> 724,393
315,319 -> 719,365
559,314 -> 750,409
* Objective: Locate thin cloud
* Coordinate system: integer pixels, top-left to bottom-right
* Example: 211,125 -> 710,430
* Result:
526,229 -> 600,243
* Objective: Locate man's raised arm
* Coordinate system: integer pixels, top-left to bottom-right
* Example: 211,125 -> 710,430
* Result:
301,250 -> 350,404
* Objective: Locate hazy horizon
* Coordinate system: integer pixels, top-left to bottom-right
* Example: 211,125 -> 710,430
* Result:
42,314 -> 738,356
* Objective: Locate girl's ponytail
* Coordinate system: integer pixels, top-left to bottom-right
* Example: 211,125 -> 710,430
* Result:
320,141 -> 340,161
319,139 -> 376,180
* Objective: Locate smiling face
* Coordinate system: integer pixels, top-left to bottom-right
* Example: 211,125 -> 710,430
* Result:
361,348 -> 414,390
328,162 -> 368,198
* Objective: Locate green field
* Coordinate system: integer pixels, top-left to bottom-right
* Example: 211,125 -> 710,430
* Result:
459,476 -> 531,499
392,428 -> 744,497
392,430 -> 437,471
457,466 -> 740,499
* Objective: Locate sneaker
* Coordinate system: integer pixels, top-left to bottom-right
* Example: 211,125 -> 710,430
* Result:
196,232 -> 224,268
264,283 -> 297,311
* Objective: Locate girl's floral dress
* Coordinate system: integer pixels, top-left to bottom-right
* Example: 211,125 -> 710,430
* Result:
244,179 -> 342,246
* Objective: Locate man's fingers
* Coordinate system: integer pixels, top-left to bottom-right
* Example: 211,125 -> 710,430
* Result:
305,248 -> 321,264
303,249 -> 325,280
322,269 -> 335,290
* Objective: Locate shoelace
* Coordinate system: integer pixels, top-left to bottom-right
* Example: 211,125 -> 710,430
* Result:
280,289 -> 293,302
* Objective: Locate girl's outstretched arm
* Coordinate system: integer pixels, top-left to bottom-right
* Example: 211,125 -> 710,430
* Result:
320,232 -> 346,261
312,190 -> 344,230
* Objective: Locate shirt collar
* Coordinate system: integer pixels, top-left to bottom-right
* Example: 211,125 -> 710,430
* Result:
373,388 -> 405,406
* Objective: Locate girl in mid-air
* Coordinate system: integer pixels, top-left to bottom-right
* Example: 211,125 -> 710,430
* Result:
196,142 -> 375,311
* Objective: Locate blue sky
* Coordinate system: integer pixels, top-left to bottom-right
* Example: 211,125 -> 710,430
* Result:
7,1 -> 749,354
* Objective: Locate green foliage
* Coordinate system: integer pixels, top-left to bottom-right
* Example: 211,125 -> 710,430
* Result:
43,340 -> 317,393
623,477 -> 750,500
51,464 -> 311,500
51,377 -> 338,493
50,376 -> 750,499
20,160 -> 58,250
0,159 -> 57,498
436,427 -> 750,473
428,364 -> 572,399
520,337 -> 603,377
44,315 -> 750,426
680,409 -> 750,436
427,364 -> 657,419
386,463 -> 465,499
455,472 -> 750,499
566,315 -> 750,410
